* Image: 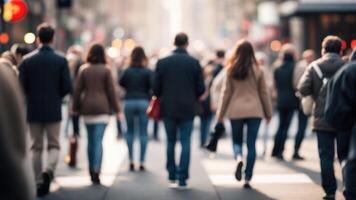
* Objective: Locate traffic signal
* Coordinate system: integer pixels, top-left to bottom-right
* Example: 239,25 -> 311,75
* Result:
57,0 -> 72,8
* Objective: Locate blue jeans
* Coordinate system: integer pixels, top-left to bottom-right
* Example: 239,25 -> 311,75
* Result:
344,159 -> 356,200
230,118 -> 262,180
316,131 -> 349,195
272,109 -> 295,157
200,115 -> 212,147
124,99 -> 149,163
85,123 -> 107,172
163,118 -> 194,182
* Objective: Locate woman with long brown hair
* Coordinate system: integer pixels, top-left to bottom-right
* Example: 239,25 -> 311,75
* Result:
119,46 -> 153,171
73,43 -> 119,184
216,39 -> 272,188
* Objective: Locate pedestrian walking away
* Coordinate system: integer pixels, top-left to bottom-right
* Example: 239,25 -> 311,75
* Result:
216,39 -> 272,189
73,43 -> 120,185
119,46 -> 153,171
298,35 -> 349,200
19,23 -> 72,197
153,33 -> 205,189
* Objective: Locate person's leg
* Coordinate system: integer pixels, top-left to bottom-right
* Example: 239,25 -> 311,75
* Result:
200,115 -> 212,147
45,122 -> 61,174
316,131 -> 337,196
138,100 -> 149,166
245,118 -> 262,181
230,119 -> 244,159
124,101 -> 135,164
29,123 -> 44,184
294,108 -> 308,157
85,124 -> 95,173
272,109 -> 293,158
336,132 -> 351,165
92,123 -> 107,173
344,159 -> 356,200
163,118 -> 178,181
261,120 -> 269,156
177,119 -> 194,184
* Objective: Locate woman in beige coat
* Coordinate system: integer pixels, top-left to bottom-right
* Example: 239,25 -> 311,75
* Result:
216,40 -> 272,188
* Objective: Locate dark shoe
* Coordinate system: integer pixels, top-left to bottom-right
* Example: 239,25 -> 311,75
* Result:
274,154 -> 285,161
323,194 -> 335,200
178,180 -> 188,190
139,165 -> 146,171
292,154 -> 305,161
37,171 -> 53,197
91,172 -> 101,185
243,182 -> 252,189
129,163 -> 135,171
235,160 -> 243,181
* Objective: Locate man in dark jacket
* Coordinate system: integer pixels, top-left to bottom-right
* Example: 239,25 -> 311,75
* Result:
325,49 -> 356,200
19,23 -> 72,197
153,33 -> 205,188
298,36 -> 348,200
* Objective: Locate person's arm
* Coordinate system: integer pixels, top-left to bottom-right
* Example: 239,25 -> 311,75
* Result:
216,75 -> 233,121
297,64 -> 314,97
153,61 -> 162,98
195,61 -> 205,98
105,68 -> 119,113
72,68 -> 84,114
258,70 -> 273,120
118,69 -> 127,88
60,59 -> 72,97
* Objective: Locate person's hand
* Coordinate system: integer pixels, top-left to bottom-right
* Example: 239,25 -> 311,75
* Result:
265,117 -> 272,124
217,116 -> 224,123
117,112 -> 124,120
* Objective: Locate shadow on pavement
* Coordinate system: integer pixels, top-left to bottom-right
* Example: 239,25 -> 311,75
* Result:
38,184 -> 109,200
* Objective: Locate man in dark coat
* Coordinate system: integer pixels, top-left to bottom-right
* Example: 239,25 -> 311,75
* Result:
19,23 -> 72,197
153,33 -> 205,188
298,36 -> 348,200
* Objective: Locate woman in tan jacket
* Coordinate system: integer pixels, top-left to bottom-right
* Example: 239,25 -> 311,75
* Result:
216,40 -> 272,188
73,44 -> 119,184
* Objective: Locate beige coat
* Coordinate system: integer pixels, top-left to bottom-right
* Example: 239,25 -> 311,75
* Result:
216,65 -> 272,120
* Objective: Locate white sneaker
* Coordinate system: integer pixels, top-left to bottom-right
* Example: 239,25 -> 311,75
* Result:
168,181 -> 178,188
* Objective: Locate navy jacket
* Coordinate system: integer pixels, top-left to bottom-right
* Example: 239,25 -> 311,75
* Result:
274,61 -> 299,110
153,48 -> 205,120
19,45 -> 72,123
119,65 -> 153,100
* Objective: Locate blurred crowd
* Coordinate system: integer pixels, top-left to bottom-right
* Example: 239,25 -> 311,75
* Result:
0,23 -> 355,200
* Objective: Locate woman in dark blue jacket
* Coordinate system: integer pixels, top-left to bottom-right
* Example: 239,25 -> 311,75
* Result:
120,47 -> 153,171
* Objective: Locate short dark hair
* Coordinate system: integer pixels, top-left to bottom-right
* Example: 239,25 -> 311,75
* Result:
36,23 -> 55,44
322,35 -> 342,54
216,50 -> 225,58
174,33 -> 189,47
86,43 -> 107,64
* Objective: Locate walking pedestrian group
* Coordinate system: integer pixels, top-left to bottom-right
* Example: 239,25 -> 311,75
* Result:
0,22 -> 355,200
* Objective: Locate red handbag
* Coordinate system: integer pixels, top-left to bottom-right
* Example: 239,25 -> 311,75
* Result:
146,96 -> 160,120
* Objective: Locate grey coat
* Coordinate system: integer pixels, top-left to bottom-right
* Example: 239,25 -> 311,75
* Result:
298,53 -> 345,132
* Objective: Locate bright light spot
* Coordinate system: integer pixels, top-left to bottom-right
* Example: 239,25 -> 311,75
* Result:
270,40 -> 282,52
351,40 -> 356,49
112,39 -> 122,49
107,47 -> 119,58
81,31 -> 92,43
124,38 -> 136,51
0,33 -> 9,44
24,32 -> 36,44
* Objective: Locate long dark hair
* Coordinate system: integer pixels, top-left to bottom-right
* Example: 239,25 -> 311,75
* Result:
227,40 -> 257,80
129,46 -> 148,66
86,43 -> 107,64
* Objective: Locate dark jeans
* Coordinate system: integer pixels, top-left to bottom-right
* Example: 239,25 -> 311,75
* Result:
85,123 -> 107,172
124,99 -> 149,163
200,115 -> 212,147
294,108 -> 308,154
316,131 -> 349,195
72,115 -> 80,136
272,108 -> 295,157
344,159 -> 356,200
153,120 -> 160,140
163,118 -> 194,182
230,118 -> 262,180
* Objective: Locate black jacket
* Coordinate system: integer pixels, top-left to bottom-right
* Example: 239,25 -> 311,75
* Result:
119,65 -> 153,100
153,48 -> 205,120
274,61 -> 299,110
19,45 -> 72,123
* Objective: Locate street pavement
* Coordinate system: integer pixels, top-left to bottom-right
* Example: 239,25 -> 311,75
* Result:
38,113 -> 345,200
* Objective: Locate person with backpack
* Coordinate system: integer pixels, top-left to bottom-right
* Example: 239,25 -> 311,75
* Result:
216,39 -> 272,188
298,36 -> 349,200
325,49 -> 356,200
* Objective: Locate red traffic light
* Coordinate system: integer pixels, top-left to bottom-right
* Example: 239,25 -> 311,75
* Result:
3,0 -> 28,23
